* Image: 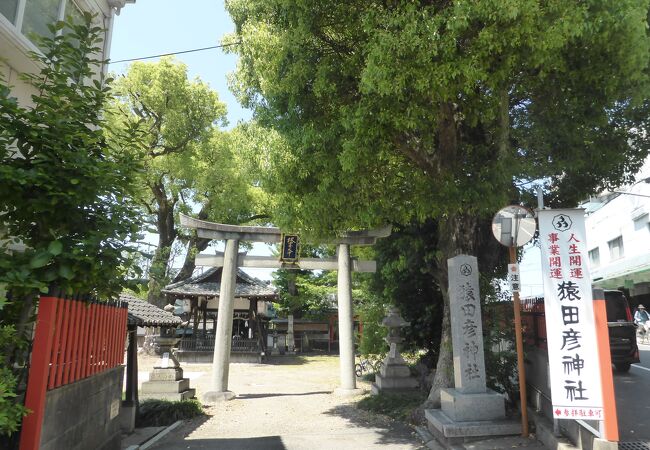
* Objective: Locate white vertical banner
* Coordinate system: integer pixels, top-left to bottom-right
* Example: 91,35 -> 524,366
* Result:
538,209 -> 603,420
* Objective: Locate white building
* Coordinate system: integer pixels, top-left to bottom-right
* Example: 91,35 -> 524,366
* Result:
0,0 -> 133,105
585,159 -> 650,306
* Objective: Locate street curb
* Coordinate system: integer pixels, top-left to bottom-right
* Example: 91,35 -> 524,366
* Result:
415,425 -> 447,450
132,420 -> 183,450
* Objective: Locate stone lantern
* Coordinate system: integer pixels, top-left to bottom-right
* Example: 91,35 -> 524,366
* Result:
371,307 -> 418,394
139,305 -> 195,401
152,325 -> 181,368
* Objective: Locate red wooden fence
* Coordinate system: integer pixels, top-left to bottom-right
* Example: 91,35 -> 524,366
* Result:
20,294 -> 128,450
521,296 -> 548,349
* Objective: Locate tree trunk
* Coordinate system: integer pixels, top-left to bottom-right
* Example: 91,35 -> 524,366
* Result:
172,235 -> 210,283
172,204 -> 211,284
424,212 -> 479,409
147,180 -> 177,307
287,272 -> 298,297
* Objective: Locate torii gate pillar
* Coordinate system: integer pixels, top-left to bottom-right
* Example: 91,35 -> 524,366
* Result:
335,243 -> 361,395
203,238 -> 238,402
179,214 -> 390,401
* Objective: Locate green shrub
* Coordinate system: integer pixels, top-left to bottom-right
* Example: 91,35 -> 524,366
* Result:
136,399 -> 204,427
357,300 -> 387,356
0,326 -> 28,438
356,391 -> 425,424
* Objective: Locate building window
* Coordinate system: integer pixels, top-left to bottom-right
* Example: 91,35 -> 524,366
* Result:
634,213 -> 649,231
4,0 -> 94,49
588,248 -> 600,268
0,0 -> 19,24
22,0 -> 62,41
66,1 -> 83,24
608,236 -> 624,260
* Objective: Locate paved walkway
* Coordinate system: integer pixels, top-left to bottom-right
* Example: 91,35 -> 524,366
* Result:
147,355 -> 425,450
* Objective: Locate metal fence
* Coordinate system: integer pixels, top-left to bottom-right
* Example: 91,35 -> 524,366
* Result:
178,334 -> 261,353
178,333 -> 215,351
231,337 -> 260,352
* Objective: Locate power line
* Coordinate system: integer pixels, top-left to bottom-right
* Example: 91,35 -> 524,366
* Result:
108,42 -> 241,65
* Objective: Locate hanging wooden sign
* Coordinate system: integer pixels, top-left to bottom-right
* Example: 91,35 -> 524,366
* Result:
280,234 -> 300,262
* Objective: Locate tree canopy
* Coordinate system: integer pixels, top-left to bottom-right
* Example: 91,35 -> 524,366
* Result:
107,59 -> 261,305
226,1 -> 650,227
225,0 -> 650,406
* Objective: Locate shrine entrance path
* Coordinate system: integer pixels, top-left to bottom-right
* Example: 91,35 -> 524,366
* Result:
145,354 -> 424,450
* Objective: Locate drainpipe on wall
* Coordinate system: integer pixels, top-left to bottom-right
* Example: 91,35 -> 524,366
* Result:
101,8 -> 114,80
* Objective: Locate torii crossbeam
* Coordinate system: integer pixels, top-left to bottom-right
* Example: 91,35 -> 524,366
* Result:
179,214 -> 391,401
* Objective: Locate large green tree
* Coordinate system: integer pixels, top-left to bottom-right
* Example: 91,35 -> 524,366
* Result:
225,0 -> 650,407
108,59 -> 258,306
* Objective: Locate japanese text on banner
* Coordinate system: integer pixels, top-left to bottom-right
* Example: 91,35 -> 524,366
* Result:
538,209 -> 603,419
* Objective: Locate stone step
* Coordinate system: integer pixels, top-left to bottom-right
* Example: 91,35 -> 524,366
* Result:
380,364 -> 411,378
425,408 -> 521,440
148,367 -> 184,382
139,389 -> 196,402
374,374 -> 419,390
140,378 -> 190,394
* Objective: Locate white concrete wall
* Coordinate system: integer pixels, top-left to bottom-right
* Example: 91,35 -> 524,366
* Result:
0,0 -> 123,105
586,158 -> 650,286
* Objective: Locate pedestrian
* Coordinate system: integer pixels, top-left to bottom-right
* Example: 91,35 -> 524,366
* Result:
634,304 -> 650,336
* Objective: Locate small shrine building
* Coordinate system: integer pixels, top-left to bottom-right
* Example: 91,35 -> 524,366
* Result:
162,267 -> 277,363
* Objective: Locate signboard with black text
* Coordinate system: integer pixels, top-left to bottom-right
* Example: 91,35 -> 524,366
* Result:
507,264 -> 521,293
280,234 -> 299,262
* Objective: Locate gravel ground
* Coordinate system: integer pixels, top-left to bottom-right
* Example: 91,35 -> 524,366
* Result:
138,354 -> 425,450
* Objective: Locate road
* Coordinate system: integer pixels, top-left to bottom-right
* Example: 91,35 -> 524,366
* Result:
615,342 -> 650,443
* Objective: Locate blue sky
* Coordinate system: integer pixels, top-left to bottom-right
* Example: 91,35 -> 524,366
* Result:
110,0 -> 251,127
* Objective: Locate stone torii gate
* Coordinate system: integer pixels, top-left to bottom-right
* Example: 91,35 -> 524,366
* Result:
179,214 -> 391,402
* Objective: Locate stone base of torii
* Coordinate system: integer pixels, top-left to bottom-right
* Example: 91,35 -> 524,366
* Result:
179,214 -> 391,402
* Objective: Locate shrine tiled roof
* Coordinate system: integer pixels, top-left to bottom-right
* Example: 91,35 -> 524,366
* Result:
162,267 -> 277,299
121,293 -> 182,327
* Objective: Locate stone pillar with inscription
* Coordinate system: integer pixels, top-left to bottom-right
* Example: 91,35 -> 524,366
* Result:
426,255 -> 520,444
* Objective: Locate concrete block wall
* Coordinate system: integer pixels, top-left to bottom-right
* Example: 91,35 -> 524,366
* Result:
40,366 -> 124,450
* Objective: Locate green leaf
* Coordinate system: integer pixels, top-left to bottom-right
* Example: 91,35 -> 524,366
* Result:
58,265 -> 74,280
43,268 -> 58,282
0,283 -> 7,311
29,251 -> 52,269
47,240 -> 63,255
